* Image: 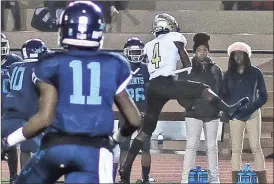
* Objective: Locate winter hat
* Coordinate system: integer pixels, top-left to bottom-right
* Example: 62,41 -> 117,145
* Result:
227,42 -> 252,57
193,32 -> 210,52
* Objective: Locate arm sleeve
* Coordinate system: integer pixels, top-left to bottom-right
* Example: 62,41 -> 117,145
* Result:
172,32 -> 187,46
220,72 -> 229,100
212,65 -> 224,95
249,69 -> 268,111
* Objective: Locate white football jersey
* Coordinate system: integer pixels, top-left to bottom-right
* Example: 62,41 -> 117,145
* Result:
144,32 -> 187,80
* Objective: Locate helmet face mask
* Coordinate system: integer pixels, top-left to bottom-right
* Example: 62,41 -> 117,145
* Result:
123,37 -> 145,63
21,39 -> 49,62
124,45 -> 145,63
1,33 -> 10,58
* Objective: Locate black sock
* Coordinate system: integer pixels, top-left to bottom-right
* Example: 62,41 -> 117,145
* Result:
122,139 -> 143,172
7,147 -> 18,177
142,166 -> 151,181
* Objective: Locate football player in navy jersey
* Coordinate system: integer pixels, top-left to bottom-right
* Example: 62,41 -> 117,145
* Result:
1,2 -> 141,183
114,38 -> 154,183
1,32 -> 24,183
2,39 -> 48,184
1,33 -> 23,107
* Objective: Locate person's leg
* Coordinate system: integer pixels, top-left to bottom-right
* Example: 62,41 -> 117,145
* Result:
204,119 -> 220,183
65,147 -> 114,183
181,118 -> 203,183
222,1 -> 235,10
15,149 -> 62,184
246,109 -> 267,183
119,78 -> 169,183
1,118 -> 25,182
112,144 -> 120,182
1,1 -> 6,31
118,118 -> 132,167
20,134 -> 42,170
10,1 -> 21,31
230,118 -> 245,183
175,79 -> 249,119
141,136 -> 152,183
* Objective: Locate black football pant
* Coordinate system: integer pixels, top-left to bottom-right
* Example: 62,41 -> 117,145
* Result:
141,76 -> 209,136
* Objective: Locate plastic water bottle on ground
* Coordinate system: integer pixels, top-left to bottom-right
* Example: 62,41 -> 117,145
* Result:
237,163 -> 257,184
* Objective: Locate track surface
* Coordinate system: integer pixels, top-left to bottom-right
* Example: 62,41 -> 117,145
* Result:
2,153 -> 273,183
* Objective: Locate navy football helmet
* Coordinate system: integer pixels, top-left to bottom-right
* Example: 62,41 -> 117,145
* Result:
123,37 -> 145,63
1,33 -> 10,58
21,39 -> 49,62
58,1 -> 105,49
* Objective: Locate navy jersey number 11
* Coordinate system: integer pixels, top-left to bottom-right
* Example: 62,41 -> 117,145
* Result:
69,60 -> 101,105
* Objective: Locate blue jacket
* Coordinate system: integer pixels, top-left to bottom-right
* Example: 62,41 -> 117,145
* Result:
222,65 -> 268,121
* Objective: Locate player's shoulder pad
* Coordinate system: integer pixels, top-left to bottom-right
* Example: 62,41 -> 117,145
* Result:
140,62 -> 148,68
38,50 -> 66,62
7,53 -> 23,62
10,61 -> 25,67
101,51 -> 129,66
169,32 -> 187,45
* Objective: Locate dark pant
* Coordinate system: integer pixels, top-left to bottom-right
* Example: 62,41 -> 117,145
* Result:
141,76 -> 208,135
1,117 -> 41,153
118,118 -> 151,152
15,135 -> 114,183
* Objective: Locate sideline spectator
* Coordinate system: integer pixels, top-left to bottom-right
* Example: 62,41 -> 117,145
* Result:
222,1 -> 251,10
222,42 -> 268,183
1,1 -> 21,31
179,33 -> 223,184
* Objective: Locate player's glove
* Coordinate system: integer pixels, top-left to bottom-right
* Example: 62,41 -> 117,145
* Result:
108,135 -> 119,150
1,138 -> 11,160
109,130 -> 128,150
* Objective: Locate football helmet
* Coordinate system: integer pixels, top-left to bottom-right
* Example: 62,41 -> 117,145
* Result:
21,39 -> 49,62
152,13 -> 180,37
123,37 -> 145,63
58,1 -> 105,49
1,33 -> 10,58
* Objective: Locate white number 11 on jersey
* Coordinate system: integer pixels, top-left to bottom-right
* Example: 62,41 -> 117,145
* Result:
69,60 -> 102,105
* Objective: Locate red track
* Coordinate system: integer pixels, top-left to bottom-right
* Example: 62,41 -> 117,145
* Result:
2,154 -> 274,183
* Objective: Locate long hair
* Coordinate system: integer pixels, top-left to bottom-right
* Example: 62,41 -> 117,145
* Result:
227,51 -> 251,73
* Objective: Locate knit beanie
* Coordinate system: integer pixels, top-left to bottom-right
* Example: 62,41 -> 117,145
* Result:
227,42 -> 252,57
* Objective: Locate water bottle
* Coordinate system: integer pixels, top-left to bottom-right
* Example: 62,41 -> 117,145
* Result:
237,163 -> 257,184
188,167 -> 198,183
157,133 -> 164,150
198,169 -> 208,183
188,166 -> 208,183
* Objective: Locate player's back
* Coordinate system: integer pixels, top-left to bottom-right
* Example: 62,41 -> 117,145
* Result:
1,53 -> 23,104
34,50 -> 131,137
3,61 -> 39,119
145,32 -> 187,79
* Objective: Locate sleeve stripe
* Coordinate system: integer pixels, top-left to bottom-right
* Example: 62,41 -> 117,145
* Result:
32,72 -> 43,85
115,74 -> 132,95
